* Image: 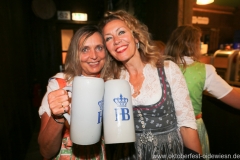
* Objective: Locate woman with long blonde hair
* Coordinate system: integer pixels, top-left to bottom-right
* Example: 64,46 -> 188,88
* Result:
99,10 -> 202,159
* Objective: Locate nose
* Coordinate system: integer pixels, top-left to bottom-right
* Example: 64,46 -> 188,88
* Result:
89,49 -> 97,59
114,37 -> 122,45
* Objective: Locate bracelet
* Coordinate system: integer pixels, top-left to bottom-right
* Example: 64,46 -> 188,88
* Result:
52,114 -> 65,124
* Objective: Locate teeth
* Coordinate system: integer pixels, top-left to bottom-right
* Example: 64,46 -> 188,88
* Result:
88,62 -> 99,65
116,46 -> 127,52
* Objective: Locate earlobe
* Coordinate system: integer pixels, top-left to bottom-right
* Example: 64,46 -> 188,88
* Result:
134,37 -> 139,44
132,31 -> 140,48
136,42 -> 140,49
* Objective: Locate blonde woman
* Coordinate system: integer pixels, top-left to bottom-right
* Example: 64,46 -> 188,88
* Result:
99,10 -> 202,159
38,25 -> 110,160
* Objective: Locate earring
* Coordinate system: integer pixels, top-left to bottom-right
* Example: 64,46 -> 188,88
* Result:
137,42 -> 140,49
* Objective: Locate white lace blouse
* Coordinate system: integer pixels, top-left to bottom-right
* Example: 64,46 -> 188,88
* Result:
120,60 -> 197,129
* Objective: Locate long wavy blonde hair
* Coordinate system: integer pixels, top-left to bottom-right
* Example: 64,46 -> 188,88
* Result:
98,10 -> 163,79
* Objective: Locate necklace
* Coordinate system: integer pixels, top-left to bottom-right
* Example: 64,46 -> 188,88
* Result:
130,73 -> 144,97
132,86 -> 141,97
127,64 -> 145,97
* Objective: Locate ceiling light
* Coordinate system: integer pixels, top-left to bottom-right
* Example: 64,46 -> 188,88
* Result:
72,13 -> 88,21
196,0 -> 214,5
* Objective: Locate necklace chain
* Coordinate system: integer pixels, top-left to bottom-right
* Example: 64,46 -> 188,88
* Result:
132,85 -> 141,97
130,73 -> 144,97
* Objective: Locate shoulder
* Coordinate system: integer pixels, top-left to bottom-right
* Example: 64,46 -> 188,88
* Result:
49,72 -> 68,84
49,72 -> 65,81
204,63 -> 218,78
164,60 -> 179,69
164,60 -> 181,74
204,63 -> 215,71
47,73 -> 69,89
163,60 -> 184,84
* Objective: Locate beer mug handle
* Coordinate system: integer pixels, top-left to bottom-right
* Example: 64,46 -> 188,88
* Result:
62,86 -> 72,124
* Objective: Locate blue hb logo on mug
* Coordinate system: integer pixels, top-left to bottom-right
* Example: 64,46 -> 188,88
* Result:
113,94 -> 130,121
97,98 -> 104,124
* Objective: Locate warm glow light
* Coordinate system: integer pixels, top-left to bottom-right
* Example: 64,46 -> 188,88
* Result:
196,0 -> 214,5
72,13 -> 88,21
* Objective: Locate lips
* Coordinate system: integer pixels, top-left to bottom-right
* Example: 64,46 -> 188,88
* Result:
115,45 -> 127,53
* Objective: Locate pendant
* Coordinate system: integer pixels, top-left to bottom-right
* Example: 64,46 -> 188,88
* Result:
132,90 -> 140,97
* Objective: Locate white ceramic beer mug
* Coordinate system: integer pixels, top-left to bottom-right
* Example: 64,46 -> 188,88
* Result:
63,76 -> 104,145
103,79 -> 135,144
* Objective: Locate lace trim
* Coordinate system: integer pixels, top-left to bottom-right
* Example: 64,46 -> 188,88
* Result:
120,64 -> 162,106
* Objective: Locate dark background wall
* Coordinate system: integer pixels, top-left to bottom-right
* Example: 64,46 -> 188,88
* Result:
144,0 -> 178,42
202,95 -> 240,155
0,0 -> 36,159
1,0 -> 240,159
0,0 -> 107,159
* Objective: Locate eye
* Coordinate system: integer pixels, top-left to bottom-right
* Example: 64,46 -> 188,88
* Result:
105,37 -> 112,42
118,30 -> 125,35
80,47 -> 89,53
96,45 -> 104,52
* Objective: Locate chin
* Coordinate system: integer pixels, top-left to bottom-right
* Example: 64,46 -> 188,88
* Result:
90,70 -> 101,75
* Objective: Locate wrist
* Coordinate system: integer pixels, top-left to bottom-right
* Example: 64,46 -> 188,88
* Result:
51,113 -> 65,124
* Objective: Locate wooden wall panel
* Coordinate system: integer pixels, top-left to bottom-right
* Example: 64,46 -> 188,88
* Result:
193,3 -> 239,53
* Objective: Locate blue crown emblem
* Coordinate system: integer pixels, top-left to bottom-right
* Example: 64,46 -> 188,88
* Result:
98,99 -> 104,110
113,94 -> 128,107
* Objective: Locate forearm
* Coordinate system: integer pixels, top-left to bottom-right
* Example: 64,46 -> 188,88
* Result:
180,127 -> 202,155
38,114 -> 65,159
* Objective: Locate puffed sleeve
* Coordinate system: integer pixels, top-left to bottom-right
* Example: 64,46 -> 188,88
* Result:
38,79 -> 59,117
164,61 -> 197,129
204,64 -> 232,99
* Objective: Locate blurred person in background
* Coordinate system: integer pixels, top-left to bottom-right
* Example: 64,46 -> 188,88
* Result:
164,24 -> 240,159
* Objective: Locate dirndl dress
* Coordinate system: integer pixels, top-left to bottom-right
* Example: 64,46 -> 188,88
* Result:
196,118 -> 210,160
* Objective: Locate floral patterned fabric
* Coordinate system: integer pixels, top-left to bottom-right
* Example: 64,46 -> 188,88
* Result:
196,118 -> 210,160
54,128 -> 107,160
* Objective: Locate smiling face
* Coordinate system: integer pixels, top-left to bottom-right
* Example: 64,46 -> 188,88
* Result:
102,19 -> 138,63
79,32 -> 106,77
